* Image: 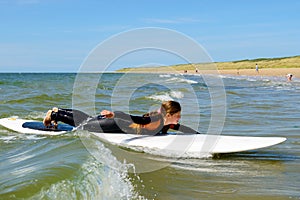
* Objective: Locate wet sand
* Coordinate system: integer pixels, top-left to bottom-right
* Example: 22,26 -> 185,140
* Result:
217,68 -> 300,78
172,68 -> 299,80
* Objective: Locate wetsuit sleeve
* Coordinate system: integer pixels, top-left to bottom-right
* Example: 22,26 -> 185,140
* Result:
169,123 -> 201,134
113,111 -> 161,125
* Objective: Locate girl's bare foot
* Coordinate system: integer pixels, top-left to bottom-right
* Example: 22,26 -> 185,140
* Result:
43,110 -> 52,127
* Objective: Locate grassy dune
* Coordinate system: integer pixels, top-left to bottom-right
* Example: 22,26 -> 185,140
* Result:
216,55 -> 300,70
117,55 -> 300,73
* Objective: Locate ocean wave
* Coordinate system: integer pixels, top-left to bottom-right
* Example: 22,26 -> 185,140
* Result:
0,135 -> 19,143
165,77 -> 198,84
0,136 -> 144,200
147,91 -> 184,102
159,74 -> 171,78
33,156 -> 142,200
0,129 -> 46,143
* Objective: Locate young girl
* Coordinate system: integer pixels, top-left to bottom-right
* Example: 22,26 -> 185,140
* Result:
43,101 -> 200,135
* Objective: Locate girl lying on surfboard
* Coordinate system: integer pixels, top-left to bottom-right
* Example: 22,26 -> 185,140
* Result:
43,100 -> 200,135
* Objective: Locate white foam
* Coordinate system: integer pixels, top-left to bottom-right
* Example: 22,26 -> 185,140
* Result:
32,140 -> 145,200
170,91 -> 184,99
147,91 -> 184,102
147,93 -> 174,101
166,77 -> 198,84
159,74 -> 171,78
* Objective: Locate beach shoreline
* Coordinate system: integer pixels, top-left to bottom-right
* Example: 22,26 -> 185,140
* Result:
205,68 -> 299,78
118,68 -> 300,79
117,55 -> 300,78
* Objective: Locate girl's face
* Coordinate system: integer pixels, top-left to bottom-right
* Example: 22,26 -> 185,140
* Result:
164,111 -> 181,125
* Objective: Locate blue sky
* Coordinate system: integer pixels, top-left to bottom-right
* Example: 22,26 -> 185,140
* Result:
0,0 -> 299,72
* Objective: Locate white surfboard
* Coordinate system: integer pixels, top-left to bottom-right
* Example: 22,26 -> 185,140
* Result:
91,133 -> 286,156
0,117 -> 286,155
0,117 -> 75,135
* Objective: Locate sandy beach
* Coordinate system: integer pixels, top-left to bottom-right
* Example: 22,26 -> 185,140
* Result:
118,56 -> 300,79
120,68 -> 300,80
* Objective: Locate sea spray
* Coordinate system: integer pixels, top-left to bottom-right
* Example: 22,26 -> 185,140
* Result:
32,139 -> 144,200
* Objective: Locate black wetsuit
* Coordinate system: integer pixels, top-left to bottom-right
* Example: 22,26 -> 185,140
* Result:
51,108 -> 199,135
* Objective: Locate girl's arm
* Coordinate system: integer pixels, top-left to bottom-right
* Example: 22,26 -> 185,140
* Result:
169,123 -> 201,134
101,110 -> 161,125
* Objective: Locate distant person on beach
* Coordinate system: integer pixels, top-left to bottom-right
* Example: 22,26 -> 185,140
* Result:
255,64 -> 259,73
286,74 -> 293,81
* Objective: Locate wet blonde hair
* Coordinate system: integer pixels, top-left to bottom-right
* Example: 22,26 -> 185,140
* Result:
130,101 -> 181,134
159,100 -> 181,117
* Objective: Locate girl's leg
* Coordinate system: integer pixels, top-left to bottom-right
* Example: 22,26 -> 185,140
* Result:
82,117 -> 126,133
44,108 -> 91,127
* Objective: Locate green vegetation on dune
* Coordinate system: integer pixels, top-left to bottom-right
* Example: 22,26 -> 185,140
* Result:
117,55 -> 300,72
217,55 -> 300,70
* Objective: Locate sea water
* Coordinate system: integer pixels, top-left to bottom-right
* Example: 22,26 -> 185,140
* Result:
0,73 -> 299,199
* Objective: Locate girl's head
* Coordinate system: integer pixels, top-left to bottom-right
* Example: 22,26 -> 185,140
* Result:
160,101 -> 181,125
130,100 -> 182,134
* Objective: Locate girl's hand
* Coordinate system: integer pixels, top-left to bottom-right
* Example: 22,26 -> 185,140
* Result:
100,110 -> 114,118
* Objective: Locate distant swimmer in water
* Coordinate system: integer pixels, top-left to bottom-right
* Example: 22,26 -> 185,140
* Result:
43,100 -> 201,135
286,74 -> 293,81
